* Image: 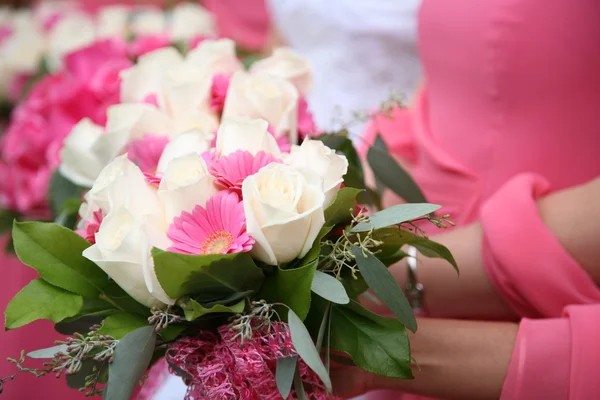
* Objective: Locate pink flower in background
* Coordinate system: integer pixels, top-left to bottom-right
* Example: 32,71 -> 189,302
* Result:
129,34 -> 172,59
297,97 -> 317,139
209,74 -> 230,113
76,209 -> 104,244
127,135 -> 169,174
0,39 -> 131,215
208,150 -> 280,193
167,191 -> 254,255
165,322 -> 337,400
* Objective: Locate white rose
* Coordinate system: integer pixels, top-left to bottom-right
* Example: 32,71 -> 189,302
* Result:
96,5 -> 130,38
120,47 -> 184,104
46,13 -> 96,71
161,39 -> 242,119
156,130 -> 212,174
222,71 -> 299,144
83,207 -> 174,308
129,7 -> 166,36
242,163 -> 325,265
86,155 -> 164,222
286,139 -> 349,208
105,103 -> 172,142
169,3 -> 216,41
250,47 -> 313,95
215,116 -> 281,158
0,24 -> 45,75
158,153 -> 218,223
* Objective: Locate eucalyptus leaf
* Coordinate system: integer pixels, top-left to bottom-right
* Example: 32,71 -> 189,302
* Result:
27,344 -> 68,359
293,368 -> 308,400
276,356 -> 298,399
351,245 -> 416,332
288,309 -> 332,393
67,359 -> 103,389
311,271 -> 349,304
152,249 -> 264,302
13,221 -> 109,297
179,298 -> 245,321
330,301 -> 412,379
5,279 -> 83,330
316,302 -> 332,353
324,187 -> 363,226
367,135 -> 427,203
352,203 -> 441,233
104,326 -> 156,400
97,313 -> 148,339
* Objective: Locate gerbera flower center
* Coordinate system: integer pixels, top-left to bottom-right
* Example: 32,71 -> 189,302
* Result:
200,230 -> 235,254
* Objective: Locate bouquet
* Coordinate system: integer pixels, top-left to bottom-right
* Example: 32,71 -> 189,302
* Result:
1,35 -> 457,400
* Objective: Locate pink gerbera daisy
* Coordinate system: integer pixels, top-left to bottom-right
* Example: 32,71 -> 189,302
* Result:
167,191 -> 255,255
127,134 -> 169,186
208,150 -> 280,194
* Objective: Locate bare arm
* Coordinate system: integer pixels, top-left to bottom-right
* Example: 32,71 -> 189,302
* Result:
367,176 -> 600,319
332,318 -> 518,400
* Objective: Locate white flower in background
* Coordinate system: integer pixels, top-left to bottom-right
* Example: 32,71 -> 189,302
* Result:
185,38 -> 242,74
250,47 -> 313,95
222,71 -> 299,143
81,155 -> 173,307
46,12 -> 96,71
96,5 -> 130,39
158,153 -> 218,223
59,103 -> 173,188
120,46 -> 184,104
286,139 -> 349,208
242,163 -> 326,265
169,2 -> 216,41
156,130 -> 212,174
215,116 -> 281,157
129,7 -> 166,37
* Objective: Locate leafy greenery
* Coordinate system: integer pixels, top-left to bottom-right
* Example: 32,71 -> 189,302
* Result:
310,271 -> 349,305
12,221 -> 108,297
324,187 -> 363,226
330,301 -> 412,379
5,279 -> 83,330
352,203 -> 441,233
178,298 -> 245,322
276,356 -> 298,399
48,170 -> 85,224
153,249 -> 264,302
96,313 -> 148,340
351,245 -> 416,332
367,135 -> 427,203
104,326 -> 157,400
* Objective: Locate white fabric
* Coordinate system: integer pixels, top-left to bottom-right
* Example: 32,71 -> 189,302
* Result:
268,0 -> 422,138
151,374 -> 188,400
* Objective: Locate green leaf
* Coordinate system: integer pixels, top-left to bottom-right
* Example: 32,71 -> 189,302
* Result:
104,326 -> 157,400
330,301 -> 412,379
324,187 -> 363,226
352,203 -> 441,233
101,281 -> 151,317
0,209 -> 20,233
288,308 -> 332,393
404,233 -> 459,273
367,135 -> 427,203
13,221 -> 109,297
351,245 -> 416,332
55,316 -> 105,335
27,345 -> 68,359
5,279 -> 83,330
67,359 -> 104,389
311,271 -> 349,305
315,302 -> 332,353
97,313 -> 148,339
48,170 -> 85,219
158,325 -> 186,342
258,259 -> 317,321
293,368 -> 308,400
276,356 -> 298,399
179,298 -> 245,321
152,249 -> 264,302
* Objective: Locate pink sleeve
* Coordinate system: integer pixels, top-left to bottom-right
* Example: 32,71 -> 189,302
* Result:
501,304 -> 600,399
480,173 -> 600,318
359,105 -> 418,163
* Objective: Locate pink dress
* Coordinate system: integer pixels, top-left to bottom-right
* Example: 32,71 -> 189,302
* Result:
362,0 -> 600,398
